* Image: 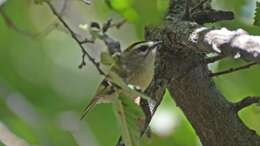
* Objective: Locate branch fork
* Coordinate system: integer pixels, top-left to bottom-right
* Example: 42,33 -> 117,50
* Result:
233,96 -> 260,112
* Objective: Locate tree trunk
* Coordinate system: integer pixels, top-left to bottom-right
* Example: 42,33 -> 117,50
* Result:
145,0 -> 260,145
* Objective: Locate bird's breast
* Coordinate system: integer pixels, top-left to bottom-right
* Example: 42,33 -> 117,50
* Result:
127,62 -> 154,91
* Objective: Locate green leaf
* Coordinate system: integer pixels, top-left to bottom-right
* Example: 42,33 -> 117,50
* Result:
114,95 -> 145,146
157,0 -> 170,12
254,2 -> 260,26
110,0 -> 132,11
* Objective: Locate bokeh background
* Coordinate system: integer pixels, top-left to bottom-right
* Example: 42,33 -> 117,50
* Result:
0,0 -> 259,146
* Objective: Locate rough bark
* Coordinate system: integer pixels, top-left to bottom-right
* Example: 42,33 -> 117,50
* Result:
144,0 -> 260,146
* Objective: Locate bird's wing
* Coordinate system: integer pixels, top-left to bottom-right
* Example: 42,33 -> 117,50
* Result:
107,71 -> 151,100
80,79 -> 117,120
80,97 -> 99,120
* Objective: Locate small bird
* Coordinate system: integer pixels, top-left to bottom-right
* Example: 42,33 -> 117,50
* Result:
80,41 -> 161,120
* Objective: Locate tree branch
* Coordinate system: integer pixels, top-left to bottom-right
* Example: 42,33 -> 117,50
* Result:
45,1 -> 106,75
195,27 -> 260,63
191,10 -> 234,24
102,19 -> 126,33
80,19 -> 122,56
233,96 -> 260,112
164,17 -> 260,65
210,62 -> 257,77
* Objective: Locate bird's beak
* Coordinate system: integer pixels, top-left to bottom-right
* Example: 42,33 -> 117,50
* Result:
150,41 -> 162,50
142,41 -> 162,57
147,41 -> 162,54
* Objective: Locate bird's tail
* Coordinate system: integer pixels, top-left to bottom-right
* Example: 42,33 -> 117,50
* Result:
80,97 -> 99,120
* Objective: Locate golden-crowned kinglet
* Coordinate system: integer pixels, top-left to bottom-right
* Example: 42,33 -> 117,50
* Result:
80,41 -> 162,119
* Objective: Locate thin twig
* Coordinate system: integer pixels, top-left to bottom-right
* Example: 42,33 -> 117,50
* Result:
79,19 -> 123,54
45,1 -> 105,75
103,19 -> 127,33
109,19 -> 127,29
210,62 -> 257,77
233,96 -> 260,112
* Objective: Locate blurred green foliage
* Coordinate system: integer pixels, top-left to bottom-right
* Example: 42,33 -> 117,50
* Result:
0,0 -> 259,146
104,0 -> 169,38
254,2 -> 260,26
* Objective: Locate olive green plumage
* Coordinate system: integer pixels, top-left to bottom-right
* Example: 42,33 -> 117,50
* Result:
80,41 -> 161,119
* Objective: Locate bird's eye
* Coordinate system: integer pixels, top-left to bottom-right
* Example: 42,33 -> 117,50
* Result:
139,46 -> 148,52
